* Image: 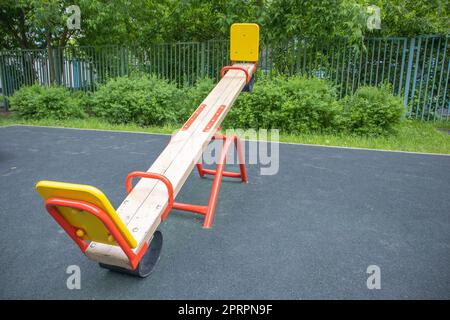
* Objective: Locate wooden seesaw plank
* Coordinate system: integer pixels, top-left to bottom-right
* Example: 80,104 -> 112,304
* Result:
85,63 -> 256,268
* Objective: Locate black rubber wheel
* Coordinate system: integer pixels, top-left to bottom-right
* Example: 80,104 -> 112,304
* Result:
99,230 -> 163,278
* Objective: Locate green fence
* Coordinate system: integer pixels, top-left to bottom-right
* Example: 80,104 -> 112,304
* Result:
1,36 -> 449,122
0,40 -> 230,94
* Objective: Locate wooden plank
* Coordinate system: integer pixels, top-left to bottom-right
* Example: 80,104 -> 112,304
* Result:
85,63 -> 255,268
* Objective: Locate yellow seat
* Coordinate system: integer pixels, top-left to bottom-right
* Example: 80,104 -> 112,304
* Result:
230,23 -> 260,62
36,180 -> 137,248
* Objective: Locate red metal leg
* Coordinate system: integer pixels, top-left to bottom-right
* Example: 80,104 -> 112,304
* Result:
175,134 -> 247,228
202,135 -> 234,228
164,131 -> 247,228
196,132 -> 223,177
234,135 -> 248,183
195,163 -> 205,177
172,202 -> 208,215
196,134 -> 247,183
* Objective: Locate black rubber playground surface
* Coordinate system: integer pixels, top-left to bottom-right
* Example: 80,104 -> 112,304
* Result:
0,125 -> 449,299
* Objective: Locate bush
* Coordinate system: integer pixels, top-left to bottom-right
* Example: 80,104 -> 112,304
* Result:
224,75 -> 340,133
178,77 -> 215,122
9,84 -> 86,120
91,75 -> 181,126
72,90 -> 93,115
337,85 -> 405,135
8,74 -> 405,137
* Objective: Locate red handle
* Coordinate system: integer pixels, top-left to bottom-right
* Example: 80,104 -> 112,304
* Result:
220,66 -> 251,83
126,171 -> 174,221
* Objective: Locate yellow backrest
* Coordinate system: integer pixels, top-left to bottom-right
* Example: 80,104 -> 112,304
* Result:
230,23 -> 260,62
36,180 -> 137,248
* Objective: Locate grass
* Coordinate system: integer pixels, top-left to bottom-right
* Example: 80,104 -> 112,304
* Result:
0,115 -> 177,135
1,114 -> 449,154
277,122 -> 449,154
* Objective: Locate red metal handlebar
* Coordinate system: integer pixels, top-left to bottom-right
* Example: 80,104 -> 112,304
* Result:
220,66 -> 251,83
126,171 -> 174,221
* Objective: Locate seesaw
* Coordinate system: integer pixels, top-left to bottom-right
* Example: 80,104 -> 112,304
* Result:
36,23 -> 259,277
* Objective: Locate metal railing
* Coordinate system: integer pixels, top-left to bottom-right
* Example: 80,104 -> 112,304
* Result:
0,36 -> 448,122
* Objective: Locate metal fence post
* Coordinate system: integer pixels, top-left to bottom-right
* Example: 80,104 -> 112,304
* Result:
434,37 -> 448,122
0,53 -> 8,111
403,37 -> 415,110
201,42 -> 206,78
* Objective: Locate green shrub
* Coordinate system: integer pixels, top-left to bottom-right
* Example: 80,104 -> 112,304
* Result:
337,85 -> 405,135
8,74 -> 405,137
72,90 -> 93,115
9,84 -> 86,120
224,75 -> 340,133
178,77 -> 215,122
91,75 -> 181,126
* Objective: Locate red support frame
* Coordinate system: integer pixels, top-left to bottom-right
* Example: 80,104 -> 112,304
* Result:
174,132 -> 247,228
130,132 -> 247,229
44,198 -> 148,270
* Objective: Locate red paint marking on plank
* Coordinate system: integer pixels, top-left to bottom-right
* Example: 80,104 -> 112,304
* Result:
182,104 -> 206,130
203,105 -> 226,132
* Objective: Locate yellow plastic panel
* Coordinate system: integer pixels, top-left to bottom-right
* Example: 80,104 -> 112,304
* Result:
36,180 -> 137,248
230,23 -> 260,62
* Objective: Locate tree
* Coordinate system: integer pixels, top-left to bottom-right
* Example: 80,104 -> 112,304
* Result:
1,0 -> 448,51
261,0 -> 367,43
0,1 -> 36,49
155,0 -> 262,42
0,0 -> 169,82
368,0 -> 449,36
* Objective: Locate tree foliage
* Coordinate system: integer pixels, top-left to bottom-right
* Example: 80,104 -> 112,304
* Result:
261,0 -> 367,43
0,0 -> 448,50
372,0 -> 449,36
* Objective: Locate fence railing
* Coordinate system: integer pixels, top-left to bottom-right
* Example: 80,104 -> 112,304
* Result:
0,35 -> 449,122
